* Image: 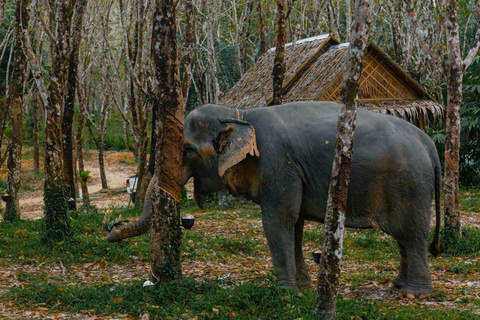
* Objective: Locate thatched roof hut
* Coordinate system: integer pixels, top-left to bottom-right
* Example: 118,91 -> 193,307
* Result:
220,34 -> 443,128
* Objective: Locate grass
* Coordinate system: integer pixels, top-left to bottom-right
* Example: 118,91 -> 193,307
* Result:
1,189 -> 480,318
460,186 -> 480,213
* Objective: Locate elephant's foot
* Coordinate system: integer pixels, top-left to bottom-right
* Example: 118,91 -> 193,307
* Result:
398,283 -> 432,299
296,275 -> 312,288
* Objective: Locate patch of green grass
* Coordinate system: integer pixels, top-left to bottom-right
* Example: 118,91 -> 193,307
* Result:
8,279 -> 479,319
460,187 -> 480,213
442,226 -> 480,257
0,205 -> 149,266
182,230 -> 266,261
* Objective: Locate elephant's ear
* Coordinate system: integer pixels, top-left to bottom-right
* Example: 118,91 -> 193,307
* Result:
213,119 -> 260,177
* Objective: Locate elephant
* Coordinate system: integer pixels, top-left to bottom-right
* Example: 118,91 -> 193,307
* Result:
107,101 -> 442,297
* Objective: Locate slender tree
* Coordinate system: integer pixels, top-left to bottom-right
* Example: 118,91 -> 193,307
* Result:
62,0 -> 88,210
150,0 -> 184,283
443,0 -> 480,240
4,0 -> 28,222
315,0 -> 373,318
272,0 -> 286,105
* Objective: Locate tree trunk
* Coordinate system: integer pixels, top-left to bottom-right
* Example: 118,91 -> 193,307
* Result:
443,0 -> 464,240
272,0 -> 286,106
33,93 -> 40,172
315,0 -> 373,318
150,0 -> 184,283
147,99 -> 158,180
181,0 -> 195,105
62,0 -> 88,211
76,95 -> 89,205
0,0 -> 6,27
257,0 -> 266,56
240,0 -> 254,75
98,94 -> 110,190
5,0 -> 28,222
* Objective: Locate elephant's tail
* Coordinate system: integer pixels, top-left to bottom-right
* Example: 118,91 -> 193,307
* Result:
106,176 -> 156,242
429,160 -> 443,257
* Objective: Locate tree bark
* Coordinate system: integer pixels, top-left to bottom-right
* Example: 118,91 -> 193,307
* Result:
272,0 -> 286,105
443,0 -> 464,240
181,0 -> 194,105
315,0 -> 373,318
33,93 -> 40,172
62,0 -> 88,211
442,0 -> 480,241
98,94 -> 110,190
5,0 -> 28,222
150,0 -> 184,283
76,89 -> 89,205
257,0 -> 267,56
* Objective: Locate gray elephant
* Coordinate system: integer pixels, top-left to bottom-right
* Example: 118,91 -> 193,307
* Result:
107,101 -> 442,297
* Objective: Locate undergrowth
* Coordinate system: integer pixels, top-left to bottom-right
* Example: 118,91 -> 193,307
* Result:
1,188 -> 480,318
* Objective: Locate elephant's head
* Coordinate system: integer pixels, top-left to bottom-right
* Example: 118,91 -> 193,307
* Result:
106,104 -> 259,242
181,104 -> 260,208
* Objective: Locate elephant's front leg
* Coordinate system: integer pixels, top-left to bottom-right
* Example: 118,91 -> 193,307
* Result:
295,219 -> 312,287
262,212 -> 297,289
260,188 -> 302,290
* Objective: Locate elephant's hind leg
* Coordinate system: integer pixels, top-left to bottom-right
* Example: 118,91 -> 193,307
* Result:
397,237 -> 433,297
294,219 -> 312,287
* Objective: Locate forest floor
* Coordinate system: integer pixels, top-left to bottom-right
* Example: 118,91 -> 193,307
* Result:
0,151 -> 479,319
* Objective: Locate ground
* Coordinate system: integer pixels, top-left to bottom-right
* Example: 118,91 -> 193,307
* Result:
15,151 -> 137,220
0,151 -> 479,319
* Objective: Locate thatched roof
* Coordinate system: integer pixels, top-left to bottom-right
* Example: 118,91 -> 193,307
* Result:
220,34 -> 444,125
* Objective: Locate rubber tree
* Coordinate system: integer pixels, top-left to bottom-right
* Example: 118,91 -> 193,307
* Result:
443,0 -> 480,241
150,0 -> 185,283
315,0 -> 373,318
18,0 -> 80,242
62,0 -> 88,210
4,0 -> 28,222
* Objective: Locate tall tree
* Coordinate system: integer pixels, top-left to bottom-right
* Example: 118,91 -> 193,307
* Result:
403,0 -> 480,242
315,0 -> 373,318
62,0 -> 88,210
18,0 -> 83,242
4,0 -> 28,222
272,0 -> 286,105
150,0 -> 184,283
443,0 -> 480,240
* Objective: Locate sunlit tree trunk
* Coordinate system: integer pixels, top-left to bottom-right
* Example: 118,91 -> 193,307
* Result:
272,0 -> 286,105
150,0 -> 184,283
316,0 -> 373,318
5,0 -> 28,222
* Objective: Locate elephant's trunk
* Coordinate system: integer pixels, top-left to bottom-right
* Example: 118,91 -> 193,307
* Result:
106,176 -> 156,242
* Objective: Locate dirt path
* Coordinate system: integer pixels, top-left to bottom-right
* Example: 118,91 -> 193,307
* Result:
12,151 -> 138,220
